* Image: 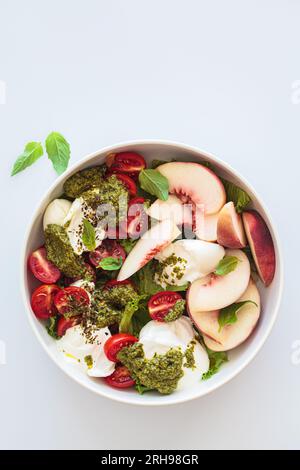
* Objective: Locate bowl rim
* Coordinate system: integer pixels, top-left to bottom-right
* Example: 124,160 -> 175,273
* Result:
21,139 -> 284,406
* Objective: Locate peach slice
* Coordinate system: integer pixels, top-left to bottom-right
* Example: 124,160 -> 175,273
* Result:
157,162 -> 226,215
147,195 -> 193,227
217,202 -> 246,248
194,210 -> 219,242
242,210 -> 276,286
201,279 -> 261,351
117,219 -> 181,281
187,249 -> 250,312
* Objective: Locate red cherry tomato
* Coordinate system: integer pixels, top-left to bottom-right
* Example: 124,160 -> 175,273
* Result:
28,247 -> 61,283
107,151 -> 146,178
89,240 -> 126,268
63,262 -> 96,286
148,291 -> 183,322
54,286 -> 90,316
105,365 -> 135,389
57,315 -> 82,337
104,333 -> 138,362
103,279 -> 134,290
31,284 -> 61,319
126,197 -> 148,238
107,172 -> 137,196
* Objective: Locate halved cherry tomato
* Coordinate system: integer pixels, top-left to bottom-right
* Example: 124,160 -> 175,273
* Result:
54,286 -> 90,316
107,172 -> 137,196
148,291 -> 183,322
126,197 -> 148,238
57,315 -> 82,337
103,279 -> 134,290
104,333 -> 138,362
63,262 -> 96,286
28,247 -> 61,283
31,284 -> 61,319
106,151 -> 146,178
105,365 -> 135,389
89,240 -> 126,268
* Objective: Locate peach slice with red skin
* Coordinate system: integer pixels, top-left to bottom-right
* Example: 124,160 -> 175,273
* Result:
201,279 -> 261,351
157,162 -> 226,215
147,195 -> 193,227
148,195 -> 220,242
194,209 -> 219,242
217,202 -> 246,249
242,210 -> 276,286
117,219 -> 181,281
187,249 -> 250,312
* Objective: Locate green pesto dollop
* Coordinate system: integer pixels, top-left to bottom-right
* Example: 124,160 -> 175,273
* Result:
81,175 -> 128,222
86,285 -> 138,329
63,166 -> 106,199
84,355 -> 93,369
164,299 -> 186,322
184,340 -> 196,369
117,343 -> 184,394
44,224 -> 86,277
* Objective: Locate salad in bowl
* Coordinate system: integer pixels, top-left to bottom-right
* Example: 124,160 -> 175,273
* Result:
24,142 -> 279,402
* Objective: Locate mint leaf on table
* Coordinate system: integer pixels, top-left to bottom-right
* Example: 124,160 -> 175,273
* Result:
82,219 -> 96,251
98,256 -> 123,271
215,255 -> 239,276
202,349 -> 228,381
221,178 -> 251,213
11,141 -> 43,176
218,300 -> 258,332
139,169 -> 169,201
45,132 -> 70,175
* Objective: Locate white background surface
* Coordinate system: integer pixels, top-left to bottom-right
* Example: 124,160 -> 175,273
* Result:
0,0 -> 299,450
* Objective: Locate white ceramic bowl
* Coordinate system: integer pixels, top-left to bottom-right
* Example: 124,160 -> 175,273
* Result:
21,140 -> 283,406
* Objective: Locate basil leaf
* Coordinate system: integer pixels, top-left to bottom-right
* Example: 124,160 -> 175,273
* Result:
82,219 -> 96,251
11,141 -> 43,176
98,256 -> 123,271
218,300 -> 258,332
132,261 -> 162,295
139,169 -> 169,201
215,256 -> 239,276
130,306 -> 152,336
45,132 -> 70,175
46,316 -> 61,339
221,178 -> 251,213
202,348 -> 228,380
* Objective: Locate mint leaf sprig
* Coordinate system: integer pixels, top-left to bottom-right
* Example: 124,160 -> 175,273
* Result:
98,256 -> 123,271
214,256 -> 240,276
11,142 -> 43,176
139,169 -> 169,201
218,300 -> 258,332
82,219 -> 96,252
11,131 -> 70,176
45,132 -> 70,175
